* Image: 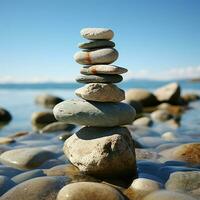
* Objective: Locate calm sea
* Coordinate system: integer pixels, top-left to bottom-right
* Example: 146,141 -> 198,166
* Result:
0,79 -> 200,136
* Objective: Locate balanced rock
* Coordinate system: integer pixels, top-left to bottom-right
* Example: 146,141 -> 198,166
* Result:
79,40 -> 115,49
53,99 -> 135,127
75,83 -> 125,102
80,65 -> 127,75
76,74 -> 123,83
125,89 -> 158,107
80,28 -> 114,40
63,126 -> 137,178
74,48 -> 118,65
57,182 -> 125,200
160,143 -> 200,164
154,82 -> 181,104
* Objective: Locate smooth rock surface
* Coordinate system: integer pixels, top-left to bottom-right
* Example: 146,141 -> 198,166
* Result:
130,178 -> 161,198
63,126 -> 137,178
165,171 -> 200,199
11,169 -> 46,184
75,83 -> 125,102
160,143 -> 200,164
0,147 -> 55,170
0,176 -> 16,196
74,48 -> 118,65
142,190 -> 196,200
154,82 -> 181,103
35,94 -> 63,109
76,74 -> 123,83
1,176 -> 70,200
53,99 -> 136,127
57,182 -> 125,200
81,28 -> 114,40
80,65 -> 127,75
125,89 -> 158,107
79,40 -> 115,49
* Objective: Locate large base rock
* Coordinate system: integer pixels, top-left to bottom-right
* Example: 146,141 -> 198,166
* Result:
63,126 -> 137,179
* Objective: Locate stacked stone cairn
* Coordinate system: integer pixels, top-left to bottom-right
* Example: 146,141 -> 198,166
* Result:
53,28 -> 137,181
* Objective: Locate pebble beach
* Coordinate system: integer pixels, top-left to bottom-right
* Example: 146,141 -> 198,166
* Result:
0,28 -> 200,200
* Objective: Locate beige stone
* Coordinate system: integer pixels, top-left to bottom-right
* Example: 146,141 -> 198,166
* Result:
75,83 -> 125,102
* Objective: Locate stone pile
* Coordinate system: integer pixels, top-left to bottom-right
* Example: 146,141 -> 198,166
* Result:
53,28 -> 137,180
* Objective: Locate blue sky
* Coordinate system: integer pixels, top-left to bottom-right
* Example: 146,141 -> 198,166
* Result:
0,0 -> 200,82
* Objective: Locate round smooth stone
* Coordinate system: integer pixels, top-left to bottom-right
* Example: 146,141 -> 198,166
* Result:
76,74 -> 123,84
79,40 -> 115,49
80,28 -> 114,40
57,182 -> 125,200
0,147 -> 55,170
53,99 -> 136,127
74,48 -> 118,65
80,65 -> 127,75
1,176 -> 70,200
75,83 -> 125,102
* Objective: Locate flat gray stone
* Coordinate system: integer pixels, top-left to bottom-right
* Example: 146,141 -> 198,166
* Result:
80,28 -> 114,40
1,176 -> 70,200
53,99 -> 136,127
79,40 -> 115,49
57,182 -> 125,200
64,126 -> 137,178
75,83 -> 125,102
0,148 -> 55,170
74,48 -> 118,65
76,74 -> 123,83
80,65 -> 127,75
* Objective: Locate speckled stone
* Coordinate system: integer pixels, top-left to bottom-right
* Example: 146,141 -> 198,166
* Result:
74,48 -> 118,65
64,126 -> 137,178
80,28 -> 114,40
76,74 -> 123,83
80,65 -> 127,75
53,99 -> 136,127
79,40 -> 115,49
75,83 -> 125,102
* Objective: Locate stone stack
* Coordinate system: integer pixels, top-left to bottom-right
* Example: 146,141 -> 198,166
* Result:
53,28 -> 137,180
